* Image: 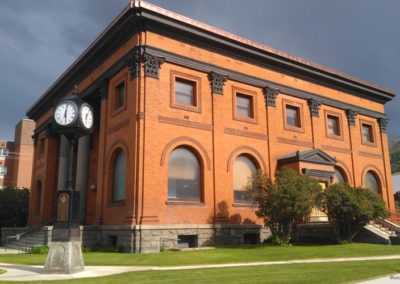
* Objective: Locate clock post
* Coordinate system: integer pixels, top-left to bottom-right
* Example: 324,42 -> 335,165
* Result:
44,91 -> 93,274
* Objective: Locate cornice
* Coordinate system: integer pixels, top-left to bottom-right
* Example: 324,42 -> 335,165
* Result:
137,1 -> 395,103
27,1 -> 394,122
145,45 -> 387,120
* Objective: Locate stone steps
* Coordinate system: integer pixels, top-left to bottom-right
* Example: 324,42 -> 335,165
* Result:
4,228 -> 49,253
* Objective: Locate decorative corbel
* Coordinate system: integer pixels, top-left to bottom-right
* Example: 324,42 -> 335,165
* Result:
143,53 -> 165,79
346,109 -> 358,126
378,117 -> 388,133
263,86 -> 280,107
209,72 -> 228,95
308,98 -> 321,117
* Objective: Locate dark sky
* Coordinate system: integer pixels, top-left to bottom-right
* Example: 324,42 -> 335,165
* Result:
1,0 -> 399,141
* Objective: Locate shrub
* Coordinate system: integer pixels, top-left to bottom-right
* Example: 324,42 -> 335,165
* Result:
0,187 -> 29,229
30,245 -> 49,254
248,168 -> 322,244
321,183 -> 389,242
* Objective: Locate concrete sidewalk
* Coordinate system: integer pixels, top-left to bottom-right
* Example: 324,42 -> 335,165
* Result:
1,254 -> 400,282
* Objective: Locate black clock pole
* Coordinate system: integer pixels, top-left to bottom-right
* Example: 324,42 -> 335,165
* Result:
44,93 -> 92,274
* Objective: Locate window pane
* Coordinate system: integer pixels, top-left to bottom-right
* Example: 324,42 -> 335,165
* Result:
114,82 -> 125,110
365,171 -> 379,193
168,148 -> 200,200
327,116 -> 340,136
286,106 -> 300,127
113,151 -> 126,201
236,95 -> 251,117
332,168 -> 345,184
176,80 -> 194,105
233,155 -> 257,202
362,124 -> 373,143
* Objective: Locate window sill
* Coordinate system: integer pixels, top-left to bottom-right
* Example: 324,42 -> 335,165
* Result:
233,115 -> 258,125
361,141 -> 377,147
284,125 -> 305,133
233,202 -> 256,208
327,134 -> 344,141
166,199 -> 206,206
107,200 -> 126,208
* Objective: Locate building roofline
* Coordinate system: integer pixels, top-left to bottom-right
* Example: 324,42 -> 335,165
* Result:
27,0 -> 396,119
135,0 -> 394,96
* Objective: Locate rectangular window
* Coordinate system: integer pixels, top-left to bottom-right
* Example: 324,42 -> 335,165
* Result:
327,115 -> 340,136
362,123 -> 374,144
286,105 -> 301,127
0,167 -> 7,175
0,148 -> 9,157
114,82 -> 126,111
170,71 -> 201,113
233,87 -> 257,123
175,79 -> 195,106
236,94 -> 253,117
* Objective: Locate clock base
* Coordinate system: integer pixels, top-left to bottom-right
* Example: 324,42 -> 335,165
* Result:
44,238 -> 84,274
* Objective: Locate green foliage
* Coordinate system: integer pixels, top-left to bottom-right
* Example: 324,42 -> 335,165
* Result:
0,187 -> 29,229
82,246 -> 123,253
389,138 -> 400,173
30,245 -> 48,254
248,168 -> 322,244
321,183 -> 389,242
395,192 -> 400,210
390,151 -> 400,173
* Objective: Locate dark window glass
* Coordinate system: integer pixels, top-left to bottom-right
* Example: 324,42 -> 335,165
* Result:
168,148 -> 200,200
365,171 -> 379,193
327,115 -> 340,136
286,105 -> 300,127
362,124 -> 374,143
114,82 -> 125,110
233,155 -> 256,202
112,151 -> 126,202
175,79 -> 195,106
333,168 -> 345,184
236,94 -> 252,117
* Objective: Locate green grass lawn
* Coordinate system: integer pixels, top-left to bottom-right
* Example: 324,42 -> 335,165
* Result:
1,243 -> 400,266
0,244 -> 400,283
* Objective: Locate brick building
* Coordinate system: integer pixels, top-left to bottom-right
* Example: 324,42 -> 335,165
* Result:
0,119 -> 35,189
26,1 -> 395,252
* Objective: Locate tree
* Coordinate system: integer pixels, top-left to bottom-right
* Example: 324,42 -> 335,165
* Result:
248,167 -> 322,244
0,187 -> 30,230
321,183 -> 389,243
394,192 -> 400,210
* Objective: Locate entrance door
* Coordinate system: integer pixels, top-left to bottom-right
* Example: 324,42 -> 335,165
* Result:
309,182 -> 328,222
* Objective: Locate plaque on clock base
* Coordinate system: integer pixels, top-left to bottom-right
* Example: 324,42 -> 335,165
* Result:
44,240 -> 84,274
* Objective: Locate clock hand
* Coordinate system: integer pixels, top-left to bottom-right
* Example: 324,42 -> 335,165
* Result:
64,107 -> 67,123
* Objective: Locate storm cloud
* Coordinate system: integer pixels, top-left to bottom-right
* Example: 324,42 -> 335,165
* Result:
1,0 -> 399,140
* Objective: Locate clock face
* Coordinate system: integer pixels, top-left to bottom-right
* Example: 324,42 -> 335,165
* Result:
80,104 -> 93,129
54,102 -> 78,126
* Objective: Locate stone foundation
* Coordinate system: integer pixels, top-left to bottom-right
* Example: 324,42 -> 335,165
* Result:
84,224 -> 270,253
2,224 -> 270,253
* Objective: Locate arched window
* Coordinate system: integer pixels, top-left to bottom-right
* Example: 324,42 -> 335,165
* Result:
168,147 -> 201,201
112,150 -> 126,202
35,180 -> 42,215
332,167 -> 346,184
233,155 -> 257,202
365,171 -> 380,193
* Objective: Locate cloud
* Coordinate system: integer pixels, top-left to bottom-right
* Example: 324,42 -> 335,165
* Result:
1,0 -> 399,141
